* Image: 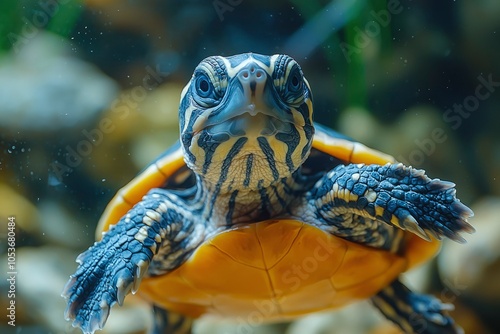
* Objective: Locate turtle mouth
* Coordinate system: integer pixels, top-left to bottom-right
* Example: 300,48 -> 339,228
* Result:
202,110 -> 295,138
193,106 -> 295,138
192,102 -> 297,138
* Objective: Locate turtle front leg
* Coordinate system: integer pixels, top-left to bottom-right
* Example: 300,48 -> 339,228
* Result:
372,279 -> 461,334
62,189 -> 202,334
304,163 -> 474,243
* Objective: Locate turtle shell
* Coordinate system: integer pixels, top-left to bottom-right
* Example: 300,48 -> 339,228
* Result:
96,123 -> 440,319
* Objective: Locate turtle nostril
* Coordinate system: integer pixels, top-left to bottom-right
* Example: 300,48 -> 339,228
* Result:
238,67 -> 265,82
255,69 -> 266,82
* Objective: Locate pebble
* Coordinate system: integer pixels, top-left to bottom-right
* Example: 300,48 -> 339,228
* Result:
0,183 -> 39,236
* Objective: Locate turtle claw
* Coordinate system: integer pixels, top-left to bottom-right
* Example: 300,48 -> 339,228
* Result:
62,218 -> 155,334
116,278 -> 133,306
424,228 -> 442,241
386,166 -> 475,243
452,201 -> 475,228
402,215 -> 431,241
428,179 -> 455,191
133,259 -> 148,294
85,300 -> 109,333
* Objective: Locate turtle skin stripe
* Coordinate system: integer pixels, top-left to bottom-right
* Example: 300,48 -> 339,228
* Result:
276,128 -> 301,174
257,136 -> 280,181
306,162 -> 474,246
243,153 -> 254,187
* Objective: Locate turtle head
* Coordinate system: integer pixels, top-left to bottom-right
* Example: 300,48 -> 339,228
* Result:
179,53 -> 314,189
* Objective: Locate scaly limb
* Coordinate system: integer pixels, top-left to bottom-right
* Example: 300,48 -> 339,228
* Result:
305,163 -> 474,245
62,189 -> 203,334
372,279 -> 462,334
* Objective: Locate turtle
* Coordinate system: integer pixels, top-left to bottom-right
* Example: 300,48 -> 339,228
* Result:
63,53 -> 475,334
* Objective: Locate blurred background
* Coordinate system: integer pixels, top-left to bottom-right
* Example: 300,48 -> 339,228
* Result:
0,0 -> 499,333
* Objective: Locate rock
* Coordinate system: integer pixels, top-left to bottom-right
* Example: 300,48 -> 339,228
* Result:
337,106 -> 454,168
80,82 -> 182,187
438,197 -> 500,331
130,131 -> 178,170
0,183 -> 39,236
0,32 -> 118,137
37,200 -> 94,249
129,82 -> 182,168
339,106 -> 475,203
0,246 -> 82,333
194,316 -> 286,334
337,107 -> 383,146
386,106 -> 458,169
439,197 -> 500,301
137,82 -> 182,130
287,303 -> 386,334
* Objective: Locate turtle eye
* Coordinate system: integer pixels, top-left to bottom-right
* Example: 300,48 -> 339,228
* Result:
195,73 -> 213,98
280,65 -> 305,106
193,72 -> 220,107
287,66 -> 303,93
